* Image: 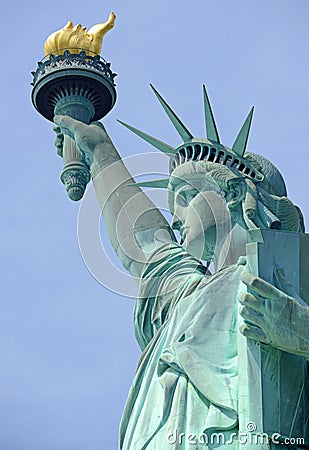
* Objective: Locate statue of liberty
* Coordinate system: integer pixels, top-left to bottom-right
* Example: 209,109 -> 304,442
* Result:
54,85 -> 309,449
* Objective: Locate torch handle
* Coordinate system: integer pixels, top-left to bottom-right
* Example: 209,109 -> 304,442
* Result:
59,130 -> 91,202
62,133 -> 84,166
55,97 -> 94,201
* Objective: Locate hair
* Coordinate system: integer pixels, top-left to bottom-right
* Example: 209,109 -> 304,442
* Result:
168,153 -> 304,233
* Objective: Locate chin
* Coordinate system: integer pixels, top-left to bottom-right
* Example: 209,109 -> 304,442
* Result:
185,237 -> 215,261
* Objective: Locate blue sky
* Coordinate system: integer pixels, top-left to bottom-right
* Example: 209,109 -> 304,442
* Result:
1,1 -> 309,448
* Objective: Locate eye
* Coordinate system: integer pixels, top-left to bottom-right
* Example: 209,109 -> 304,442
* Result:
176,189 -> 199,207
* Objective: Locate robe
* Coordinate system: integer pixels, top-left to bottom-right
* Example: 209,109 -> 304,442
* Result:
120,243 -> 243,449
118,232 -> 309,450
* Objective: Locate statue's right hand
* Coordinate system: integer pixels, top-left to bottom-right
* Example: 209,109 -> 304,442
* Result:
53,115 -> 110,165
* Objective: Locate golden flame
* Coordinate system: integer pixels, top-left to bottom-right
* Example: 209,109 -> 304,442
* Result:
44,12 -> 116,56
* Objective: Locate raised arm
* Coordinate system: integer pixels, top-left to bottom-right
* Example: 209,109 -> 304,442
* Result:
54,115 -> 175,279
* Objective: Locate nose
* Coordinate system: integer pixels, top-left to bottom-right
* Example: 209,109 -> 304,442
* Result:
171,204 -> 186,234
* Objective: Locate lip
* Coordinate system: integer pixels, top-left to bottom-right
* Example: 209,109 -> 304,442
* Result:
179,226 -> 190,240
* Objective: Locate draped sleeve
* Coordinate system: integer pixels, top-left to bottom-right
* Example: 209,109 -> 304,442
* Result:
134,242 -> 208,350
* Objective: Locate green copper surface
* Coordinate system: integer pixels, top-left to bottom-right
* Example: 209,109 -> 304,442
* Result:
117,120 -> 175,155
150,84 -> 193,142
203,85 -> 220,143
132,179 -> 169,189
232,106 -> 254,157
52,85 -> 309,449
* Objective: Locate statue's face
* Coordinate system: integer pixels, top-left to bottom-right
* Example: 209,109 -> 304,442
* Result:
171,178 -> 231,261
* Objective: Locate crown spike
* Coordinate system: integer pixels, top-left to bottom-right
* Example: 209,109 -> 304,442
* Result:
117,120 -> 176,155
150,84 -> 193,142
130,179 -> 169,189
203,85 -> 220,143
232,107 -> 254,157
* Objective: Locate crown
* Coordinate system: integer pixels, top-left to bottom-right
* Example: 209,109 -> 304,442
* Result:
118,85 -> 264,189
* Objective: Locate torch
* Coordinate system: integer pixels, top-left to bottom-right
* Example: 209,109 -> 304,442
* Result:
31,12 -> 117,201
